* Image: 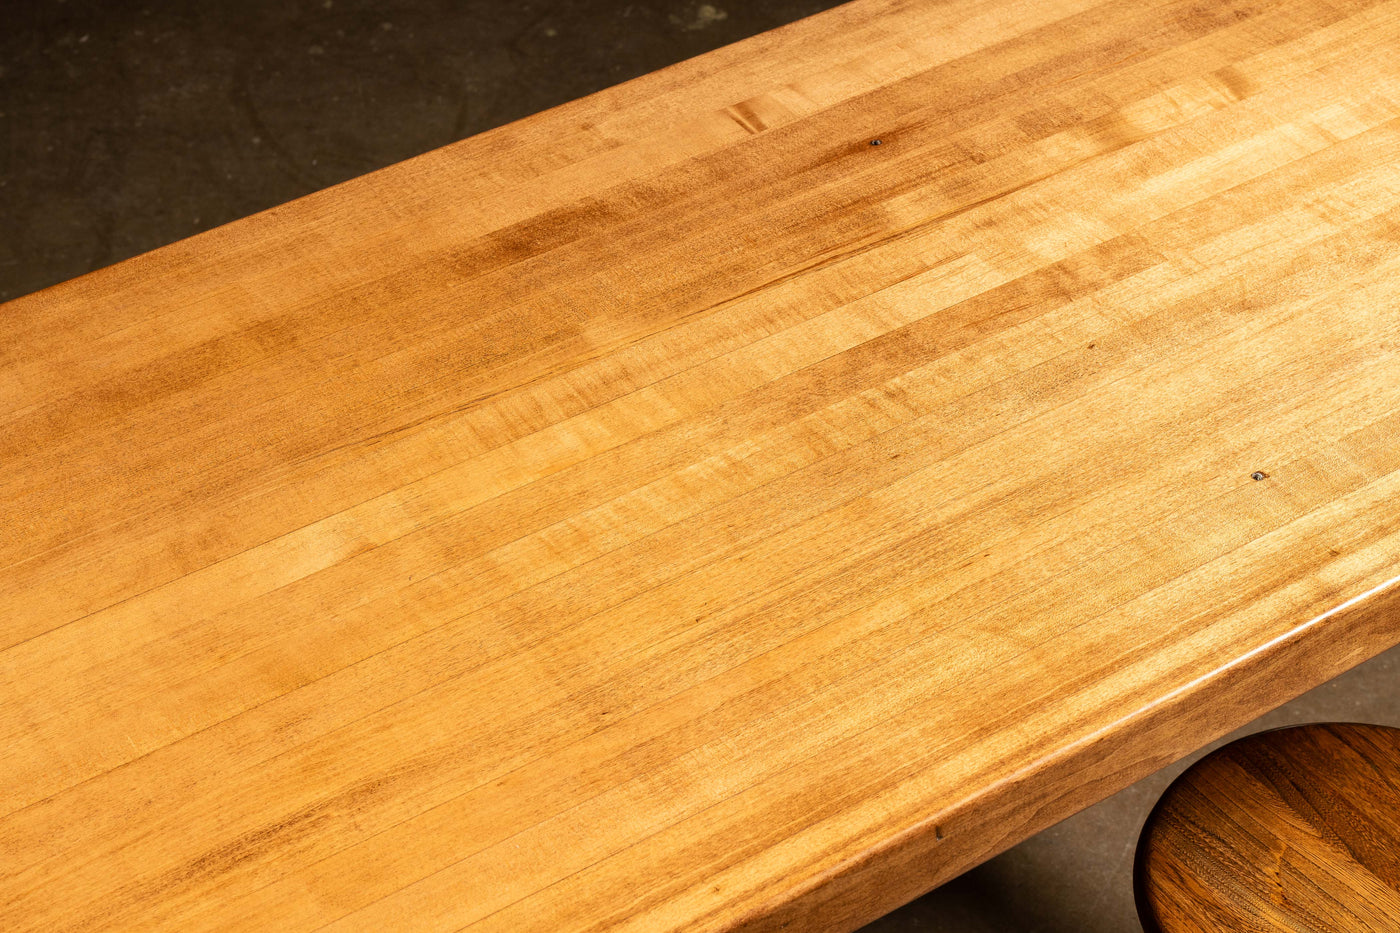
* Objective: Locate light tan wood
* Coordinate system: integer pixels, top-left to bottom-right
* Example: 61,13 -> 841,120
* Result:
4,0 -> 1400,930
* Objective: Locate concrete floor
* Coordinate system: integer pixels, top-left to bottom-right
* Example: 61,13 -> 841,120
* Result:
0,0 -> 843,302
3,2 -> 1398,929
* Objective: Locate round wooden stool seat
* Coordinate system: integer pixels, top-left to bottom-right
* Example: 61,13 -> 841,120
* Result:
1135,723 -> 1400,933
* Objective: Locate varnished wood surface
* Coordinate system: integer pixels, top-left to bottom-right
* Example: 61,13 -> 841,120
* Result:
1136,724 -> 1400,932
5,0 -> 1400,930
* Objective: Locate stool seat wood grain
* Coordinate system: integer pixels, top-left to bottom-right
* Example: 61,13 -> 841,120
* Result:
1136,723 -> 1400,933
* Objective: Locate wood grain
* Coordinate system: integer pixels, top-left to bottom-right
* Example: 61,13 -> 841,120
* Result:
4,0 -> 1400,930
1136,724 -> 1400,933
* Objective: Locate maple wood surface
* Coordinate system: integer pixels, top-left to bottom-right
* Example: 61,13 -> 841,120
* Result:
4,0 -> 1400,930
1136,723 -> 1400,933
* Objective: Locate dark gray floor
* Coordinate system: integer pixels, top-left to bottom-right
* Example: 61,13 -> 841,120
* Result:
4,2 -> 1398,930
0,0 -> 842,302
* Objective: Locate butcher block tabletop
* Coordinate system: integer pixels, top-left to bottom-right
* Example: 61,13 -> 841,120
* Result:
6,0 -> 1400,930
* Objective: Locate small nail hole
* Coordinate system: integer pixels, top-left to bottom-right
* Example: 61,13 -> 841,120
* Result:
1252,471 -> 1267,481
870,138 -> 883,146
